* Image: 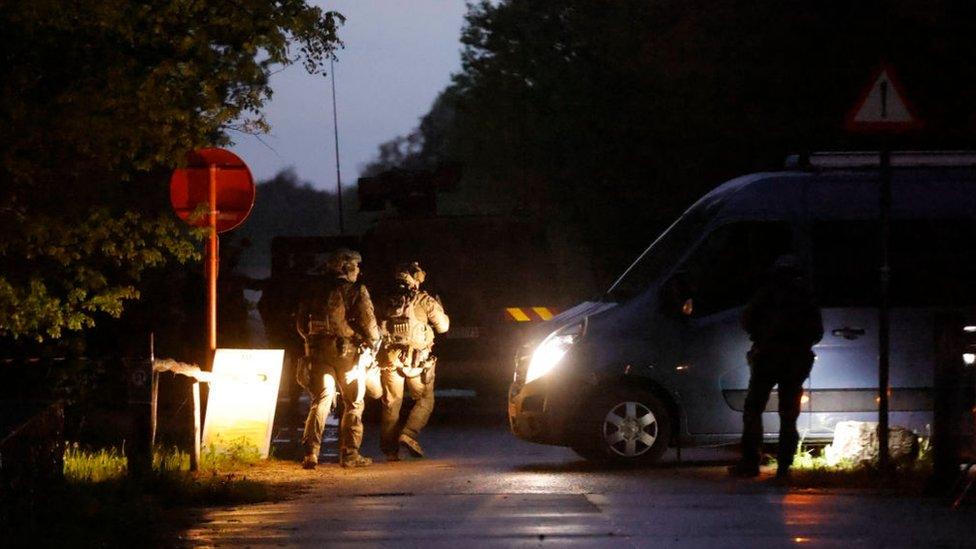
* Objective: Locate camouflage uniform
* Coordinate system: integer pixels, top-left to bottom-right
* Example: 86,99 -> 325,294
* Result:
734,259 -> 823,477
297,251 -> 379,468
378,265 -> 449,459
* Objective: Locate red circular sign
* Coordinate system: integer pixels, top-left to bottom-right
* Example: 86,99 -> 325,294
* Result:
169,148 -> 256,233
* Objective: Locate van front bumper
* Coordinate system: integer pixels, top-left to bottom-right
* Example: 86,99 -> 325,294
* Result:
508,373 -> 587,446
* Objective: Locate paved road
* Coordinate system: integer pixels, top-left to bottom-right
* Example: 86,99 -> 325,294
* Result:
183,403 -> 975,547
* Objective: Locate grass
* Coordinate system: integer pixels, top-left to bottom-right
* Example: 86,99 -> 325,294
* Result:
6,440 -> 277,546
774,436 -> 934,491
202,436 -> 263,470
63,443 -> 127,483
62,438 -> 272,504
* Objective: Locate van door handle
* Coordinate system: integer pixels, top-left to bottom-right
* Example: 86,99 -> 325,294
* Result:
831,327 -> 866,340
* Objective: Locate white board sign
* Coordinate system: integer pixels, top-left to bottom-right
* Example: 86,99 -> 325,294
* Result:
202,349 -> 284,459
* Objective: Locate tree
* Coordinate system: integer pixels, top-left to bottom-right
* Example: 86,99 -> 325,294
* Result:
234,169 -> 372,277
368,0 -> 976,288
0,0 -> 344,340
361,89 -> 460,177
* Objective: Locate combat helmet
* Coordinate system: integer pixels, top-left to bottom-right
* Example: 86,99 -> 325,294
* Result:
325,248 -> 362,279
394,261 -> 426,289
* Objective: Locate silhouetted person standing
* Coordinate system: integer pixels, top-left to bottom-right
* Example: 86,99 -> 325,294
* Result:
730,255 -> 823,480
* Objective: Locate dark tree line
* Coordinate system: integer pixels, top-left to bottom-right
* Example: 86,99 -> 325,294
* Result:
233,169 -> 371,277
367,0 -> 976,289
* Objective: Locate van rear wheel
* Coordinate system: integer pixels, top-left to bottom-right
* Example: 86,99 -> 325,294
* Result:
572,388 -> 671,466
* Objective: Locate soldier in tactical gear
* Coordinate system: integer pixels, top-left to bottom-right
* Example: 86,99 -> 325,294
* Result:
377,261 -> 449,461
296,248 -> 380,469
730,255 -> 823,480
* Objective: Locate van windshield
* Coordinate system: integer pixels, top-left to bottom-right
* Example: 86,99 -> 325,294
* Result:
605,209 -> 708,302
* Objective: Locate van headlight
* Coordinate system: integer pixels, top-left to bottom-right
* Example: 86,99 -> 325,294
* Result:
525,323 -> 583,384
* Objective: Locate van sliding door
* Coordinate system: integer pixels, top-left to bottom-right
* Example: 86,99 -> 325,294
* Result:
675,221 -> 798,436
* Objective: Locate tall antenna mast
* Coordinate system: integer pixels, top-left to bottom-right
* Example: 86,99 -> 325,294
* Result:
330,57 -> 345,234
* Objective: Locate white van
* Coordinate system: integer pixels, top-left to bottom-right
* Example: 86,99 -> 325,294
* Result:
508,152 -> 976,464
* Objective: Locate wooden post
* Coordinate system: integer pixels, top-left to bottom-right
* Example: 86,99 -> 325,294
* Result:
151,371 -> 159,448
190,381 -> 202,472
125,358 -> 154,479
150,334 -> 158,448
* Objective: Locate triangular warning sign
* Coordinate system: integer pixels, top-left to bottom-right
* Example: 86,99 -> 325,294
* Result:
845,64 -> 922,133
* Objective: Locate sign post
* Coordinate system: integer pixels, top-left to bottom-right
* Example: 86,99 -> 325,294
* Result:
208,163 -> 219,363
170,148 -> 255,370
845,63 -> 921,472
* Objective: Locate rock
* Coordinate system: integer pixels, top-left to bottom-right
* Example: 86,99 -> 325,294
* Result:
824,421 -> 919,466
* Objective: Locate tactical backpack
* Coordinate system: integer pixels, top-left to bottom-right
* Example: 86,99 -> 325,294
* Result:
385,289 -> 431,350
305,280 -> 357,340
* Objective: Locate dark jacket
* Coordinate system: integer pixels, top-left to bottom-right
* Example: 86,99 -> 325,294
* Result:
741,272 -> 823,351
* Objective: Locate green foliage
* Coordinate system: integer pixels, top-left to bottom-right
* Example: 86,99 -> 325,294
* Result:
0,0 -> 343,340
64,440 -> 262,483
203,437 -> 263,470
63,443 -> 128,483
370,0 -> 976,286
0,212 -> 201,340
154,445 -> 192,473
774,439 -> 934,490
234,169 -> 372,275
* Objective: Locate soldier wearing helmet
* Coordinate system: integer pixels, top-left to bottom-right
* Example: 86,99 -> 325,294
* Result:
376,260 -> 449,461
296,248 -> 380,468
729,254 -> 823,480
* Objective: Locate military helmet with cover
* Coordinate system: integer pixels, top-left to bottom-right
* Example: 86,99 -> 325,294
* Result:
394,260 -> 426,289
325,248 -> 362,278
386,260 -> 432,349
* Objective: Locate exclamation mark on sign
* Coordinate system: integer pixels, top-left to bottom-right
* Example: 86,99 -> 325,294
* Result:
880,79 -> 888,119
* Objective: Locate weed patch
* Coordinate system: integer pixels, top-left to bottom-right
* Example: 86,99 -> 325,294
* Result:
775,437 -> 934,492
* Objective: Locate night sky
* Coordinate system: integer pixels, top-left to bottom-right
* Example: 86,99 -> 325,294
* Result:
230,1 -> 467,189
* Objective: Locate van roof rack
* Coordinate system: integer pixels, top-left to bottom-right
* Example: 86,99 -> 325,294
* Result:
785,151 -> 976,170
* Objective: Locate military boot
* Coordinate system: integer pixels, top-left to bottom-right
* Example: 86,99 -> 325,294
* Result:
399,434 -> 424,458
340,452 -> 373,468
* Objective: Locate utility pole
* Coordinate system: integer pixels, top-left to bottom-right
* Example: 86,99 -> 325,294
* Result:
330,57 -> 344,235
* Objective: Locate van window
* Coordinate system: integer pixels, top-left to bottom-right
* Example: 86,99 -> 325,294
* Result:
812,221 -> 879,307
813,220 -> 976,307
682,221 -> 794,317
891,220 -> 976,306
606,209 -> 708,302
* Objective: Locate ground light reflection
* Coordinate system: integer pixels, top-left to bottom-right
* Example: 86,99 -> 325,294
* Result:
782,492 -> 826,544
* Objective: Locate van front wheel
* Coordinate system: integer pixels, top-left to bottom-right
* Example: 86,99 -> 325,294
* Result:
572,388 -> 671,466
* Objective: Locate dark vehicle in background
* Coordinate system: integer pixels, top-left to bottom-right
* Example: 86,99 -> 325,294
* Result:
509,151 -> 976,465
263,217 -> 579,395
261,167 -> 588,395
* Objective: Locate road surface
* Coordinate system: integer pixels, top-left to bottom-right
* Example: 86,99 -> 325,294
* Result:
182,398 -> 976,547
